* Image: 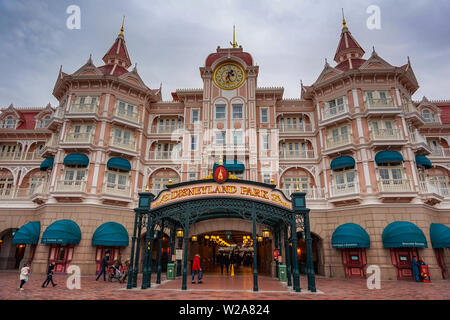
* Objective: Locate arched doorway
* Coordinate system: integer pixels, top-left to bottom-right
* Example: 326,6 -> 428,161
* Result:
0,228 -> 25,270
292,232 -> 324,276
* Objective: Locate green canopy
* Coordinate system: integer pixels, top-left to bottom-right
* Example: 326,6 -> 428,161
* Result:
12,221 -> 40,245
213,160 -> 245,172
40,158 -> 54,171
382,221 -> 427,248
41,220 -> 81,245
375,151 -> 404,164
331,223 -> 370,248
92,222 -> 129,247
415,155 -> 432,169
63,153 -> 89,166
330,156 -> 355,170
107,157 -> 131,171
430,223 -> 450,248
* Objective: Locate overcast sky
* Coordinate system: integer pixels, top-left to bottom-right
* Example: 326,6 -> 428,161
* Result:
0,0 -> 449,108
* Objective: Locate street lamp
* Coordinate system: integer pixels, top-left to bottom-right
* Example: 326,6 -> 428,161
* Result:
262,229 -> 270,238
176,228 -> 184,238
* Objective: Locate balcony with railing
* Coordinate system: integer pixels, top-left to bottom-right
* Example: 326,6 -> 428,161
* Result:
0,183 -> 49,200
0,151 -> 43,161
370,128 -> 404,141
377,179 -> 415,200
279,150 -> 315,159
325,134 -> 352,151
429,148 -> 450,158
322,104 -> 349,121
113,107 -> 140,124
150,124 -> 184,134
329,182 -> 362,203
69,103 -> 99,115
148,150 -> 182,161
0,120 -> 17,129
101,183 -> 132,202
109,136 -> 136,152
365,98 -> 397,109
55,180 -> 87,193
36,119 -> 50,129
63,132 -> 94,144
419,181 -> 449,203
278,124 -> 313,133
409,131 -> 432,154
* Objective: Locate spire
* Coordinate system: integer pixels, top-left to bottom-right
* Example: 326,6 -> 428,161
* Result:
230,25 -> 238,48
334,11 -> 365,64
102,19 -> 132,69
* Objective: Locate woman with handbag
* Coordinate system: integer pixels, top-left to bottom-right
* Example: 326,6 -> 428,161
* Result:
19,263 -> 31,291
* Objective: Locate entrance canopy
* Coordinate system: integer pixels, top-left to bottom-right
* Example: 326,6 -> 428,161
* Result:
12,221 -> 40,245
41,219 -> 81,245
382,221 -> 427,248
430,223 -> 450,248
331,223 -> 370,248
92,222 -> 129,247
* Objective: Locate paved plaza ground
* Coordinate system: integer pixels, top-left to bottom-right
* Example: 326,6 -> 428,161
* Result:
0,271 -> 449,300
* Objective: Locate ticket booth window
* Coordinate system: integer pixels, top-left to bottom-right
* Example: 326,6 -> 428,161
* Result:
341,248 -> 367,278
390,248 -> 419,280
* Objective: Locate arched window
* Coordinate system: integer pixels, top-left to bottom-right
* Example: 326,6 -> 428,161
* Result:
4,116 -> 16,129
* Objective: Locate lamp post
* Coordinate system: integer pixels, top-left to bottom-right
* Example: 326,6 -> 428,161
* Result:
176,227 -> 183,277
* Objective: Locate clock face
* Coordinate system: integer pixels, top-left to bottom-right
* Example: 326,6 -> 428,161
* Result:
213,62 -> 245,90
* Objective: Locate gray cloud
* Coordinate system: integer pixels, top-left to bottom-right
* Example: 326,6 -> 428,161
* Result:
0,0 -> 449,108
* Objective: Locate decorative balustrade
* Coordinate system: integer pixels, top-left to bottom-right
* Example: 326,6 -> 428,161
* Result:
64,132 -> 94,144
113,108 -> 140,123
378,179 -> 412,193
329,182 -> 360,197
148,151 -> 181,160
69,103 -> 99,114
279,150 -> 315,159
0,151 -> 42,161
429,148 -> 450,158
0,184 -> 48,200
281,187 -> 326,200
150,125 -> 184,134
102,183 -> 131,197
410,131 -> 427,144
55,180 -> 87,192
109,136 -> 136,151
326,134 -> 351,149
36,120 -> 50,128
419,181 -> 450,198
365,98 -> 396,109
370,128 -> 403,140
322,104 -> 349,120
278,124 -> 313,133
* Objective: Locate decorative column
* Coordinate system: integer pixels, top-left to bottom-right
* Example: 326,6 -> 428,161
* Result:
252,207 -> 258,292
156,219 -> 165,284
181,212 -> 190,290
304,211 -> 317,292
291,213 -> 300,292
132,213 -> 143,288
142,215 -> 153,289
168,223 -> 175,265
127,210 -> 139,289
284,224 -> 291,287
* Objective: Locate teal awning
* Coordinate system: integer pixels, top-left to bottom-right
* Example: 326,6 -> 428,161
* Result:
415,155 -> 432,169
107,157 -> 131,171
430,223 -> 450,248
41,220 -> 81,245
331,223 -> 370,248
330,156 -> 355,170
213,160 -> 245,172
63,153 -> 89,166
92,222 -> 129,247
382,221 -> 427,248
40,158 -> 54,171
375,151 -> 404,164
12,221 -> 40,245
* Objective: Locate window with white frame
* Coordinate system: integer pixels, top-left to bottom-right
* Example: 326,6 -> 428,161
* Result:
232,104 -> 243,120
370,120 -> 395,136
329,125 -> 349,143
63,165 -> 86,186
422,109 -> 436,123
333,168 -> 355,189
188,172 -> 197,181
151,177 -> 180,193
112,127 -> 134,147
233,131 -> 243,145
260,108 -> 268,123
3,116 -> 16,129
191,135 -> 198,150
0,176 -> 13,196
106,168 -> 128,190
262,133 -> 269,150
429,176 -> 449,196
378,163 -> 403,184
327,96 -> 346,115
215,131 -> 226,145
192,109 -> 199,124
117,100 -> 137,119
282,177 -> 309,193
69,124 -> 93,140
215,103 -> 226,120
365,90 -> 391,105
262,173 -> 271,184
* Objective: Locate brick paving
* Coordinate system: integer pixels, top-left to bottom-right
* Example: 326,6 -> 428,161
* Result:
0,271 -> 448,300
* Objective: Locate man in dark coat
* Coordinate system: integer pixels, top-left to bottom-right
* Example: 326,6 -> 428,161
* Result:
42,262 -> 57,287
96,253 -> 109,281
217,252 -> 224,275
411,255 -> 420,282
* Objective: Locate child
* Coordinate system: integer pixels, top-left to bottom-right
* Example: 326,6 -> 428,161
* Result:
19,263 -> 31,291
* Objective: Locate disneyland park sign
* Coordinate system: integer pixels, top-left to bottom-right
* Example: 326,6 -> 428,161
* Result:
150,180 -> 293,211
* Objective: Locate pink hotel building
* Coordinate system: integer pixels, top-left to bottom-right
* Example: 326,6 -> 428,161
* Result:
0,18 -> 449,282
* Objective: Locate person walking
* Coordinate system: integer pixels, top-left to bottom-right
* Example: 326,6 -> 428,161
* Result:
41,262 -> 57,288
192,254 -> 202,284
96,253 -> 109,281
218,252 -> 224,275
411,255 -> 421,282
18,263 -> 31,291
224,253 -> 230,275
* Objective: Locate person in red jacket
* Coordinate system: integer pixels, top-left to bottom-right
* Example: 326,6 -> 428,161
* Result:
192,254 -> 202,284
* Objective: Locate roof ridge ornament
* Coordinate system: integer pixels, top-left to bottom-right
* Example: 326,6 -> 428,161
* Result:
230,25 -> 238,48
342,8 -> 348,31
119,16 -> 125,37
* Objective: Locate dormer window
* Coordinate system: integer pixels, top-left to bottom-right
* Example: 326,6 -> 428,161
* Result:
422,109 -> 436,123
2,116 -> 16,129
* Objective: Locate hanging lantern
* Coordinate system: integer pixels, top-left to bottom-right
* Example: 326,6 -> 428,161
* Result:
262,229 -> 270,238
191,235 -> 197,242
176,228 -> 184,238
257,235 -> 263,243
204,235 -> 210,240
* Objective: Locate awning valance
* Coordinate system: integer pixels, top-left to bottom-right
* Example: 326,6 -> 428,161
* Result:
382,221 -> 427,248
40,158 -> 54,171
375,151 -> 404,164
330,156 -> 355,170
430,223 -> 450,248
331,223 -> 370,248
12,221 -> 40,245
41,220 -> 81,245
63,153 -> 89,166
107,157 -> 131,171
92,222 -> 129,247
415,155 -> 432,169
213,160 -> 245,172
